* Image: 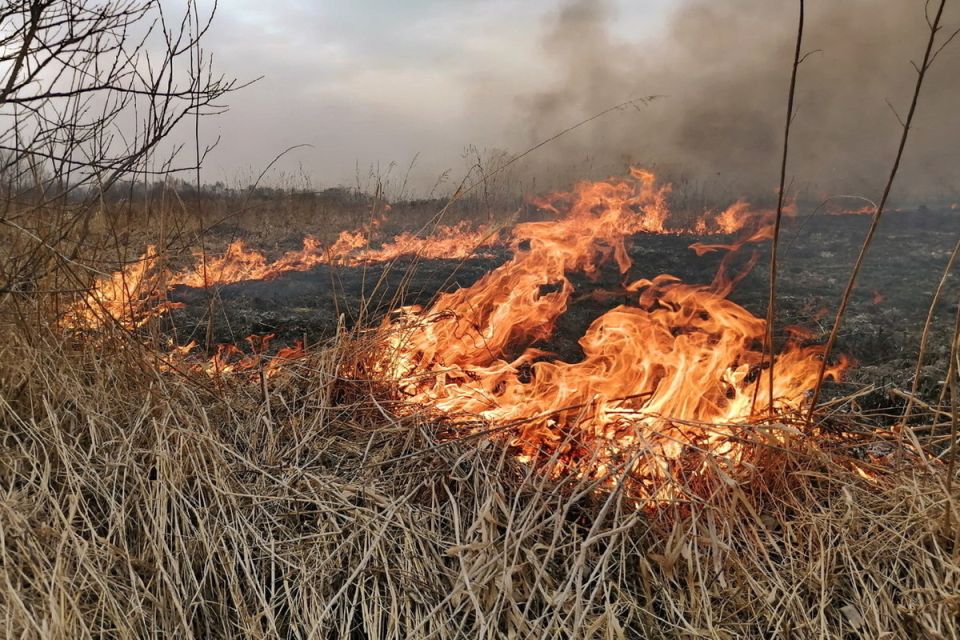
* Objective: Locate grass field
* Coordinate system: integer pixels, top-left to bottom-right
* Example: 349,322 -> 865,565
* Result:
2,1 -> 959,637
2,188 -> 959,638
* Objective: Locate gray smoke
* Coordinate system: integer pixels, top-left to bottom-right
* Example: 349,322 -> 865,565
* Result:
513,0 -> 960,201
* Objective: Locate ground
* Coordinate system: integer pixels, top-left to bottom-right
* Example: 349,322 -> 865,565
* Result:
166,208 -> 960,410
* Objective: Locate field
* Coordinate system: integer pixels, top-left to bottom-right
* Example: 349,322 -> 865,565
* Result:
2,1 -> 960,638
2,182 -> 959,638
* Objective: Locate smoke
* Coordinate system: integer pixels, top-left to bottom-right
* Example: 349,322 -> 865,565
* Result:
512,0 -> 960,201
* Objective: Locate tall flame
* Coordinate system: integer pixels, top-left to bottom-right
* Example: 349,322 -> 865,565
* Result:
372,169 -> 846,496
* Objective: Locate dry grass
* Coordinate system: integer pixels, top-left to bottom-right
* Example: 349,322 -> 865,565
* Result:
6,1 -> 956,634
1,317 -> 958,639
1,173 -> 958,639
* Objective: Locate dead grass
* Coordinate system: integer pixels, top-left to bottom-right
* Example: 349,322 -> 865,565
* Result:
0,318 -> 958,639
1,178 -> 957,638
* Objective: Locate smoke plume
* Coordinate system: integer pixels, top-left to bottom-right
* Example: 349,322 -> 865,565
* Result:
513,0 -> 960,201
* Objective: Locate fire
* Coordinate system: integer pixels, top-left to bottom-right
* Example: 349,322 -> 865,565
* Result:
371,169 -> 847,498
194,334 -> 306,378
66,167 -> 850,500
64,245 -> 184,331
65,168 -> 766,332
66,221 -> 497,330
148,334 -> 307,380
827,204 -> 876,216
176,222 -> 495,288
825,202 -> 908,216
712,199 -> 756,234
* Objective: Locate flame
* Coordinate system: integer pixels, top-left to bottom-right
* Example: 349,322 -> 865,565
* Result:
65,168 -> 853,501
174,223 -> 498,288
827,204 -> 876,216
62,167 -> 851,501
66,222 -> 498,330
201,334 -> 306,378
159,334 -> 306,379
825,203 -> 906,216
371,169 -> 847,498
61,245 -> 184,330
67,167 -> 772,333
712,199 -> 755,234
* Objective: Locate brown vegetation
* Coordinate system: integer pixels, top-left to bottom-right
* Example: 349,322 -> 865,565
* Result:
2,1 -> 959,639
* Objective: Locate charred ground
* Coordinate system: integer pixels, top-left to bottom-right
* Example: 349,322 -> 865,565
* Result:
164,208 -> 959,410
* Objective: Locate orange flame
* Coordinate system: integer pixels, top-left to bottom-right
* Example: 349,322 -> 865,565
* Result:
166,334 -> 306,379
64,167 -> 850,500
827,204 -> 876,216
712,199 -> 756,234
68,167 -> 776,333
66,222 -> 498,330
61,245 -> 184,330
372,169 -> 847,498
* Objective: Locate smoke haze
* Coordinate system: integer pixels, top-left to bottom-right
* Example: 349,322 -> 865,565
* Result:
192,1 -> 959,201
511,0 -> 960,200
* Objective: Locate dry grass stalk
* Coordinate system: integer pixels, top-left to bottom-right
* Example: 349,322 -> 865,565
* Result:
943,291 -> 960,533
901,235 -> 960,424
2,3 -> 959,639
1,321 -> 958,639
763,0 -> 804,416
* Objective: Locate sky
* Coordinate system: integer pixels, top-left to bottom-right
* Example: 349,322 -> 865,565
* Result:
187,0 -> 676,191
178,0 -> 960,201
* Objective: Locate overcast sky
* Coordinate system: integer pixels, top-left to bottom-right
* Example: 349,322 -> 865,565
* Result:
177,0 -> 959,201
188,0 -> 675,190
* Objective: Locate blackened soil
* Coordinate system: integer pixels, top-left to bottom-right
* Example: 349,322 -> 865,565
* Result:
164,210 -> 959,405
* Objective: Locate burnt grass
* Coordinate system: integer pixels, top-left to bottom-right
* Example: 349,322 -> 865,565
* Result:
165,209 -> 959,415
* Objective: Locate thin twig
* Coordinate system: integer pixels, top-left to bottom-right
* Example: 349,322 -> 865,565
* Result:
901,234 -> 960,424
764,0 -> 804,416
807,0 -> 953,423
943,292 -> 959,532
